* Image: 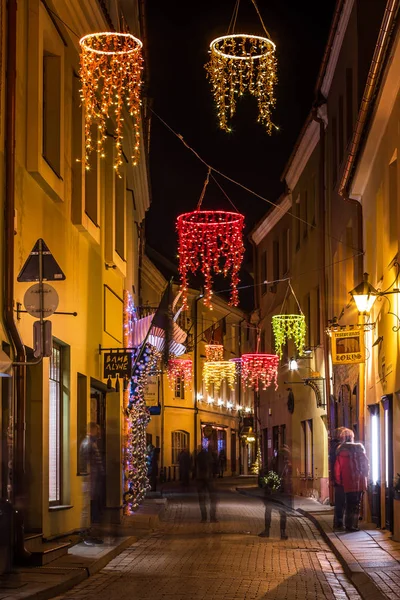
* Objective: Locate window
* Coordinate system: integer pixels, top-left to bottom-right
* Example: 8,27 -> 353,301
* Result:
171,430 -> 189,465
282,228 -> 289,275
280,424 -> 286,447
332,116 -> 338,186
49,343 -> 63,504
305,293 -> 311,348
295,196 -> 301,250
346,68 -> 353,144
261,250 -> 267,294
43,52 -> 61,175
77,374 -> 87,475
174,376 -> 185,399
301,419 -> 313,478
338,96 -> 344,165
115,166 -> 126,260
272,426 -> 279,456
273,240 -> 279,281
85,124 -> 100,226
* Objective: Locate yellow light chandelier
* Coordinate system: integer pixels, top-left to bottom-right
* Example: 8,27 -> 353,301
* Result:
79,31 -> 143,173
203,360 -> 236,393
205,0 -> 277,133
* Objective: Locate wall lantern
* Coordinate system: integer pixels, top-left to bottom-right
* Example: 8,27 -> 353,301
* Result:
349,273 -> 379,314
288,357 -> 298,371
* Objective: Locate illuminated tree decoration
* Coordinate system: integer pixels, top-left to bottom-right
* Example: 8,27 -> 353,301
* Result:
167,358 -> 192,390
205,34 -> 277,133
177,210 -> 245,310
203,360 -> 236,393
241,353 -> 279,391
272,314 -> 306,359
205,344 -> 224,362
79,32 -> 143,173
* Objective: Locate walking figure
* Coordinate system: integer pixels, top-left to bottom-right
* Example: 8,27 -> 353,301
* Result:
196,447 -> 218,523
218,449 -> 227,478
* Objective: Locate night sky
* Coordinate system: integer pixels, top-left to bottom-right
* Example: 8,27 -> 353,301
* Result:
144,0 -> 336,307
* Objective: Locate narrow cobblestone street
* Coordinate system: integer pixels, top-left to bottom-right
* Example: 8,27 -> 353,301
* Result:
54,482 -> 361,600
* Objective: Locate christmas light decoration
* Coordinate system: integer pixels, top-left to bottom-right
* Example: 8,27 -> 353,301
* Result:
272,314 -> 306,359
203,360 -> 236,392
79,32 -> 143,173
177,210 -> 245,310
205,344 -> 224,362
205,33 -> 277,133
241,353 -> 279,391
167,358 -> 192,390
230,357 -> 242,375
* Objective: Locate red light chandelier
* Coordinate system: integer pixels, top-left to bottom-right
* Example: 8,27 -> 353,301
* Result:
177,170 -> 245,310
241,353 -> 279,392
167,358 -> 193,390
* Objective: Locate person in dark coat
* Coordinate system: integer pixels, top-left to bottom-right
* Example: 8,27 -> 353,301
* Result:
79,422 -> 105,525
196,447 -> 218,522
218,449 -> 227,478
330,427 -> 346,529
178,448 -> 191,489
334,428 -> 369,531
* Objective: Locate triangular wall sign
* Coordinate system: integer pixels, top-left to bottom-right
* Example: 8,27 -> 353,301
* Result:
17,239 -> 66,282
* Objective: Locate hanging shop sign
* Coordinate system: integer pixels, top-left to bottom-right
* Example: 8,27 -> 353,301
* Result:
103,351 -> 132,379
144,375 -> 159,407
331,327 -> 365,365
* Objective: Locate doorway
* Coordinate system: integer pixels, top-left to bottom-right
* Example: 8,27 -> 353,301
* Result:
382,394 -> 393,532
89,384 -> 107,524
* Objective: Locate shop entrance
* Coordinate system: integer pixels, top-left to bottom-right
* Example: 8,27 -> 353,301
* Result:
382,394 -> 394,532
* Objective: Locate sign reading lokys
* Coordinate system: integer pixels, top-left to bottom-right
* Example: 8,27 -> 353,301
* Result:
103,351 -> 132,379
331,327 -> 365,364
24,283 -> 59,317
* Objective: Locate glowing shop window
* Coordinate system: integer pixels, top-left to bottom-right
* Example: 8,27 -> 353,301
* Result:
371,414 -> 379,485
385,409 -> 389,486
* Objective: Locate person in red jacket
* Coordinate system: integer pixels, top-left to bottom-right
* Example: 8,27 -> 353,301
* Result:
334,428 -> 369,532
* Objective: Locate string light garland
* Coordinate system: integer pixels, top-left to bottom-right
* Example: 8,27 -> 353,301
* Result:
79,32 -> 143,173
205,33 -> 277,133
272,314 -> 306,359
230,356 -> 242,375
205,344 -> 224,362
177,210 -> 245,310
241,353 -> 279,391
203,360 -> 236,393
167,358 -> 193,390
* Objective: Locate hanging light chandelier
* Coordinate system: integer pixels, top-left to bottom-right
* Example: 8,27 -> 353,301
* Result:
203,360 -> 236,393
205,344 -> 224,361
272,314 -> 306,359
241,353 -> 279,391
205,0 -> 277,133
177,210 -> 245,310
79,32 -> 143,173
167,358 -> 193,390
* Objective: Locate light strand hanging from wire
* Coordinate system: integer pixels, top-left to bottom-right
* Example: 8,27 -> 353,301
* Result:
167,358 -> 193,390
241,353 -> 279,391
79,32 -> 143,173
203,360 -> 236,392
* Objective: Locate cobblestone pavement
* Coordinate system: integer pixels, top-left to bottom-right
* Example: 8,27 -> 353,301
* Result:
54,484 -> 362,600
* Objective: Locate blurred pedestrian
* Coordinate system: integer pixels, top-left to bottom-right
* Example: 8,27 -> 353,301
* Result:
196,446 -> 218,523
212,450 -> 219,478
178,447 -> 191,489
79,422 -> 105,544
334,428 -> 369,532
218,449 -> 227,478
330,427 -> 346,530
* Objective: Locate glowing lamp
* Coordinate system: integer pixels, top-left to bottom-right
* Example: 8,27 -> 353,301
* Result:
349,273 -> 379,314
79,32 -> 143,173
176,210 -> 245,309
205,34 -> 277,133
272,314 -> 306,358
289,357 -> 298,371
241,353 -> 279,392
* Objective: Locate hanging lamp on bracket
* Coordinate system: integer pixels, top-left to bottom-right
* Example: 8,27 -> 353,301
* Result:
205,0 -> 277,133
79,31 -> 143,173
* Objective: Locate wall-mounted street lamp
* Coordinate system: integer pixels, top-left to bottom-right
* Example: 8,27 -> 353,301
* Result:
349,267 -> 400,331
289,357 -> 298,371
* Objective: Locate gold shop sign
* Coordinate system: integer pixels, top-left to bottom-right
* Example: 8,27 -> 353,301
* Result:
331,327 -> 365,365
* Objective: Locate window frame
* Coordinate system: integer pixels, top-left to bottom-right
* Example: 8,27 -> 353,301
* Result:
171,430 -> 189,465
49,342 -> 63,506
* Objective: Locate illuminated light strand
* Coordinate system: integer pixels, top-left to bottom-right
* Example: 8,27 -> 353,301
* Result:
176,210 -> 245,310
79,32 -> 143,173
205,33 -> 277,133
230,357 -> 242,375
272,314 -> 306,359
167,358 -> 193,390
202,360 -> 236,392
241,353 -> 279,392
205,344 -> 224,362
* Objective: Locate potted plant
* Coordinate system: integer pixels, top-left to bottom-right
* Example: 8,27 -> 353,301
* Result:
394,474 -> 400,500
261,470 -> 282,495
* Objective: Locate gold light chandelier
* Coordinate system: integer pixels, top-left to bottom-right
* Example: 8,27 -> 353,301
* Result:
79,32 -> 143,173
205,0 -> 277,133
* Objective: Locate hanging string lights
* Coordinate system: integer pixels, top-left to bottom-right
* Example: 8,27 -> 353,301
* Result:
79,32 -> 143,173
205,344 -> 224,361
205,0 -> 277,133
167,358 -> 193,390
241,353 -> 279,391
272,314 -> 306,359
177,170 -> 245,310
203,360 -> 236,393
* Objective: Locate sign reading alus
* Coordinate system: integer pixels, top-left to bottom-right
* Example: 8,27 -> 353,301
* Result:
331,326 -> 365,365
103,351 -> 132,379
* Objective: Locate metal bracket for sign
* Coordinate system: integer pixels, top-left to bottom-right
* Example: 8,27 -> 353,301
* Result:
98,345 -> 137,354
284,377 -> 326,409
15,302 -> 77,321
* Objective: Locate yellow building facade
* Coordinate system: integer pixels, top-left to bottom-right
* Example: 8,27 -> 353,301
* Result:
0,0 -> 150,541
